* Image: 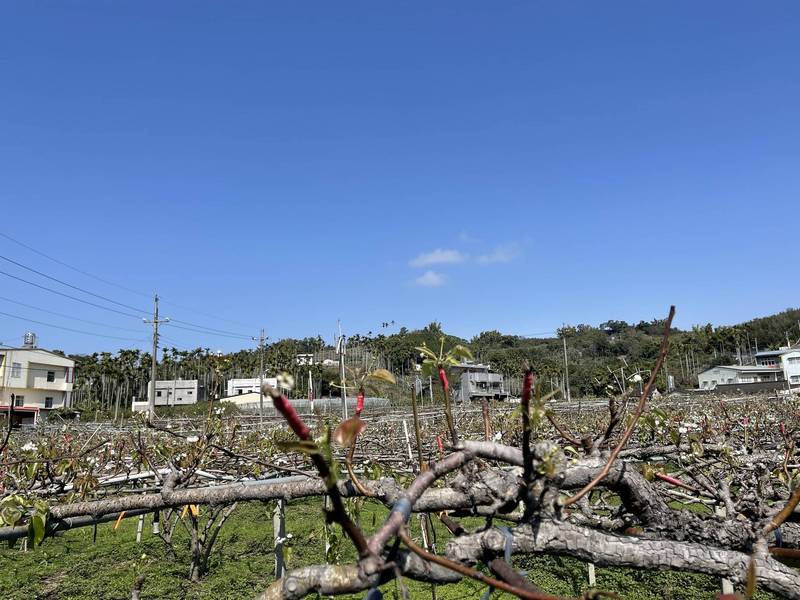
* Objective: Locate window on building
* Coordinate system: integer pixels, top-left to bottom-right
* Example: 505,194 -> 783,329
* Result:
45,397 -> 53,409
237,389 -> 243,395
791,375 -> 800,384
156,391 -> 162,397
788,357 -> 800,365
14,395 -> 24,407
187,390 -> 193,395
727,378 -> 733,383
11,363 -> 21,378
46,371 -> 55,382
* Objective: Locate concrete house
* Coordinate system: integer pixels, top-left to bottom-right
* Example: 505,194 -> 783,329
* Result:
450,362 -> 509,403
132,379 -> 206,412
0,345 -> 75,425
698,365 -> 784,390
698,346 -> 800,391
148,379 -> 205,406
755,348 -> 800,387
226,376 -> 277,397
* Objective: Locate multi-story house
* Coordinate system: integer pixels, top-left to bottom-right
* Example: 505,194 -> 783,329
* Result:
449,361 -> 509,403
0,344 -> 75,425
755,347 -> 800,387
698,346 -> 800,391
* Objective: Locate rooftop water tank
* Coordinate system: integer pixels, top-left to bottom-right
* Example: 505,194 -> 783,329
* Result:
23,332 -> 37,348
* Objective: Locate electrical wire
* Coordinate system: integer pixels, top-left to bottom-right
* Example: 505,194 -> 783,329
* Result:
0,230 -> 256,330
158,299 -> 256,330
163,322 -> 253,340
0,310 -> 149,342
0,251 -> 254,338
167,319 -> 251,339
0,269 -> 143,319
0,254 -> 148,314
0,231 -> 152,299
0,296 -> 143,333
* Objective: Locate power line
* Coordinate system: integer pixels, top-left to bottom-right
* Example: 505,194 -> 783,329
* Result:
0,310 -> 150,342
164,322 -> 252,340
0,251 -> 254,338
0,254 -> 147,314
158,298 -> 256,330
168,319 -> 251,339
0,296 -> 143,333
0,334 -> 28,348
0,268 -> 142,319
157,336 -> 203,351
0,230 -> 256,330
0,231 -> 152,300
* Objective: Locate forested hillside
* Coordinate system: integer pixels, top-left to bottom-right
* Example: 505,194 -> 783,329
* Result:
68,308 -> 800,410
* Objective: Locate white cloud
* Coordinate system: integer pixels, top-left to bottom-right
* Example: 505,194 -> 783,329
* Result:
409,248 -> 466,268
413,270 -> 445,287
477,244 -> 521,265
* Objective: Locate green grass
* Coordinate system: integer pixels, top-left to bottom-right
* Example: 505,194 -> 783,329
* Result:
0,500 -> 784,600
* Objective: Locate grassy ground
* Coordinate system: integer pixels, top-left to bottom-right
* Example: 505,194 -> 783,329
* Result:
0,500 -> 783,600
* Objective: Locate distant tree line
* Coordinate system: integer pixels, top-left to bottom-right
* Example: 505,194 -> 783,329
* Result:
69,308 -> 800,411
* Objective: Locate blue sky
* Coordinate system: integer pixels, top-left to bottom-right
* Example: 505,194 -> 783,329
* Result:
1,2 -> 798,354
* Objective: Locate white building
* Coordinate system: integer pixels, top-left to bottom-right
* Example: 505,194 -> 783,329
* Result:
698,365 -> 783,390
226,376 -> 277,397
698,347 -> 800,390
755,347 -> 800,387
450,362 -> 509,403
131,379 -> 205,412
0,346 -> 75,425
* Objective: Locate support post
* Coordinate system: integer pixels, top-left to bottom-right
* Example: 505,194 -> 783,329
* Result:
136,513 -> 144,543
273,499 -> 286,578
402,420 -> 413,461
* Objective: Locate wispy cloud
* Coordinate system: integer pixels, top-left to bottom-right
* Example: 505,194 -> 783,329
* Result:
458,231 -> 478,243
413,270 -> 446,287
409,248 -> 466,268
477,244 -> 521,265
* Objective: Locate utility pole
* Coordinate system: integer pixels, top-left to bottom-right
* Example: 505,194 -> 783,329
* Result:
337,321 -> 348,419
144,294 -> 169,421
562,335 -> 572,406
252,329 -> 266,425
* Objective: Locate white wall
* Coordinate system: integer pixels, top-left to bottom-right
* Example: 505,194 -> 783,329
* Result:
783,351 -> 800,386
148,380 -> 200,406
0,388 -> 69,409
226,377 -> 277,396
0,349 -> 75,410
698,367 -> 739,390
